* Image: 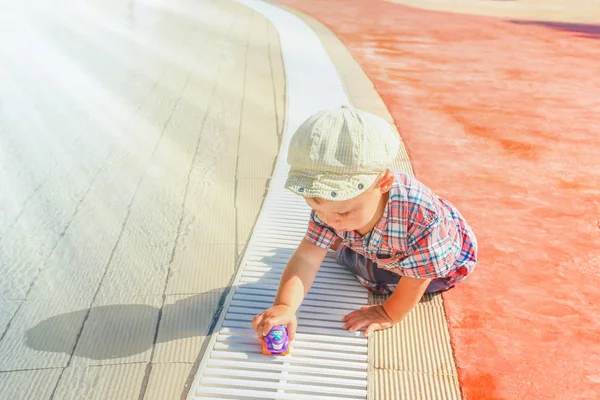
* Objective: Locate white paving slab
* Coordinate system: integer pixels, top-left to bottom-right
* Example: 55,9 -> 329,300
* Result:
0,369 -> 61,400
53,364 -> 147,400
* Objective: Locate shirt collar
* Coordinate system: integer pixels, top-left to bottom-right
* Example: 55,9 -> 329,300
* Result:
343,189 -> 393,247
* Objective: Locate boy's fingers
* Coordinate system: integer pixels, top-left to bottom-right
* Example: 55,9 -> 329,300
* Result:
342,319 -> 356,331
345,318 -> 367,333
261,316 -> 288,336
343,312 -> 366,330
342,309 -> 359,322
253,310 -> 296,340
365,322 -> 381,337
342,315 -> 356,330
288,320 -> 297,341
342,308 -> 367,329
252,314 -> 263,332
256,322 -> 265,340
255,315 -> 274,339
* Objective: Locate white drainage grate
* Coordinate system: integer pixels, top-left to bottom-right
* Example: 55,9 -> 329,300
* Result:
190,179 -> 369,400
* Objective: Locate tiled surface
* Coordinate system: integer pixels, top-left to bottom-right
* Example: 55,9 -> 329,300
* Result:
70,295 -> 162,367
0,0 -> 283,398
0,369 -> 61,400
236,178 -> 269,246
143,363 -> 195,400
369,295 -> 456,374
369,369 -> 460,400
167,245 -> 238,294
53,364 -> 147,400
0,300 -> 21,336
0,298 -> 88,371
153,293 -> 224,363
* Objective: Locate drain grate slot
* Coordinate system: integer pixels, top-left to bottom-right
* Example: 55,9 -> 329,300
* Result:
191,187 -> 369,398
191,172 -> 370,399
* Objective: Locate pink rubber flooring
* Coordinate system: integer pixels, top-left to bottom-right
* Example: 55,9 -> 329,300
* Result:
276,1 -> 600,398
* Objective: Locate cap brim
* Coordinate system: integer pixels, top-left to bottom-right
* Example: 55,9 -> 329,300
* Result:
285,171 -> 380,201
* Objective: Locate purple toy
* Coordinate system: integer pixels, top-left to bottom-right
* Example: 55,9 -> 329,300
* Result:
262,325 -> 290,356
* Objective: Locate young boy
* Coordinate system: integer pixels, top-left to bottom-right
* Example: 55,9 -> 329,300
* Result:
252,106 -> 477,339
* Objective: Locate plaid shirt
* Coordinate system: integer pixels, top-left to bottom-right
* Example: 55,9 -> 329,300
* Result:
305,171 -> 477,288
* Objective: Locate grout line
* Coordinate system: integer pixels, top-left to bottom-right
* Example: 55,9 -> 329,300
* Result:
233,9 -> 252,266
0,366 -> 64,374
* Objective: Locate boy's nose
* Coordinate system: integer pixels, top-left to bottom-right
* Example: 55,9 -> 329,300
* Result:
329,220 -> 344,230
317,212 -> 340,228
326,214 -> 341,226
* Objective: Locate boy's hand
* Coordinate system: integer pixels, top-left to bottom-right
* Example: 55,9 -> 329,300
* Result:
342,305 -> 394,337
252,305 -> 297,341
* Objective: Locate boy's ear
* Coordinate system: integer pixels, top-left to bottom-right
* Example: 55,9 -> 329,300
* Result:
377,169 -> 395,193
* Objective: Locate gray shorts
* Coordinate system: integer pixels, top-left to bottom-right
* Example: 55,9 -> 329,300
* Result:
335,246 -> 454,295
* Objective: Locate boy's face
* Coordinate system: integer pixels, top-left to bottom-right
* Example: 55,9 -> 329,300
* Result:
305,173 -> 392,233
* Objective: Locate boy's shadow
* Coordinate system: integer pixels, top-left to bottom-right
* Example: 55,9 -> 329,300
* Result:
26,248 -> 438,360
25,248 -> 300,360
25,287 -> 234,360
26,279 -> 286,360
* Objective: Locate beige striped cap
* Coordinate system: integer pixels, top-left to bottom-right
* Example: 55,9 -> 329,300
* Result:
285,106 -> 400,201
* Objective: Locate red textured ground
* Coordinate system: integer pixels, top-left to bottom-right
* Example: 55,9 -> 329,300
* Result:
276,1 -> 600,398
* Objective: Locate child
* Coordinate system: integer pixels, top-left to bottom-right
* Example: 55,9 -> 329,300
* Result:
252,106 -> 477,339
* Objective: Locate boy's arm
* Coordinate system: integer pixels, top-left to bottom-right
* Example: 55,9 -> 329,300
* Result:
274,238 -> 328,311
342,275 -> 431,336
274,238 -> 328,310
382,276 -> 431,323
379,215 -> 456,324
252,238 -> 327,339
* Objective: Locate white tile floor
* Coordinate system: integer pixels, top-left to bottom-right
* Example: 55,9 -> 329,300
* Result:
0,0 -> 282,398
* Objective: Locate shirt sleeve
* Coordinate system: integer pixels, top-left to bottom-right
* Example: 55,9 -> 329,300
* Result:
304,211 -> 338,249
399,217 -> 459,279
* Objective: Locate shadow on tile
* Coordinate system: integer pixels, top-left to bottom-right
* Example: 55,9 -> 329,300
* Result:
24,287 -> 229,360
